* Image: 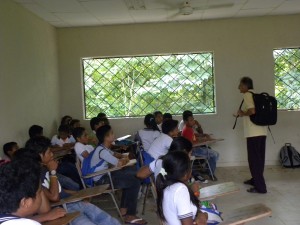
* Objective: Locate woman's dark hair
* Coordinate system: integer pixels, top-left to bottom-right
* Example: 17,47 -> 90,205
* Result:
240,76 -> 254,89
60,115 -> 72,126
163,113 -> 172,121
72,127 -> 85,141
0,158 -> 41,214
13,148 -> 41,163
28,125 -> 43,138
156,151 -> 199,222
96,125 -> 112,144
3,142 -> 17,157
58,124 -> 70,134
144,114 -> 160,131
169,137 -> 192,153
25,136 -> 51,155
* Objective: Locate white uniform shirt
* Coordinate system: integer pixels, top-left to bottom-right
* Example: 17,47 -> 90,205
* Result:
147,133 -> 173,160
137,129 -> 161,151
74,142 -> 94,163
51,135 -> 75,147
163,183 -> 198,225
0,218 -> 41,225
149,159 -> 162,179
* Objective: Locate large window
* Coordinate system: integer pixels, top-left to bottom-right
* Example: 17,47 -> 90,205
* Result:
273,48 -> 300,110
83,53 -> 215,118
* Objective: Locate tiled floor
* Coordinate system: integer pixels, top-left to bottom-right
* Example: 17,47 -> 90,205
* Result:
92,166 -> 300,224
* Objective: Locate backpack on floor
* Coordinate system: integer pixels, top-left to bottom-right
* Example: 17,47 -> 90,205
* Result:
81,146 -> 105,186
279,143 -> 300,168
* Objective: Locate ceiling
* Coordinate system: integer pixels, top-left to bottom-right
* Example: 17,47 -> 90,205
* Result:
13,0 -> 300,27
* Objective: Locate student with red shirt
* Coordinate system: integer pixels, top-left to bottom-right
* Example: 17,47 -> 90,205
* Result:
182,112 -> 219,180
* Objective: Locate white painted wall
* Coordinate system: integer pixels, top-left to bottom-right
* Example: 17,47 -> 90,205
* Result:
0,0 -> 60,157
58,14 -> 299,166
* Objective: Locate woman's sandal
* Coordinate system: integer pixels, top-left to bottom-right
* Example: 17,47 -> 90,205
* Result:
123,215 -> 147,225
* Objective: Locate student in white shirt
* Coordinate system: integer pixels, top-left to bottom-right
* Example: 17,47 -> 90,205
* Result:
148,119 -> 179,160
154,111 -> 163,132
156,151 -> 208,225
51,125 -> 75,147
73,127 -> 94,163
92,125 -> 147,225
135,114 -> 160,151
0,160 -> 43,225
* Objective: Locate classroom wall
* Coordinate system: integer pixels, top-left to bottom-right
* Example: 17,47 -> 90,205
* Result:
0,0 -> 60,157
57,14 -> 300,166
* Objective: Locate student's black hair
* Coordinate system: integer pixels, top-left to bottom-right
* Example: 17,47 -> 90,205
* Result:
97,112 -> 107,118
60,115 -> 72,126
90,117 -> 101,131
72,127 -> 85,141
70,119 -> 80,128
13,148 -> 41,163
169,137 -> 192,153
96,125 -> 112,144
28,125 -> 43,138
3,142 -> 17,158
183,112 -> 193,122
0,158 -> 41,214
163,113 -> 172,120
58,124 -> 70,134
154,111 -> 163,117
161,119 -> 178,134
156,151 -> 200,222
144,114 -> 160,131
182,110 -> 193,118
25,136 -> 51,155
240,76 -> 254,89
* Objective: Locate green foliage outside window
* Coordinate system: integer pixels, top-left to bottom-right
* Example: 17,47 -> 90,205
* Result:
83,53 -> 215,118
273,48 -> 300,110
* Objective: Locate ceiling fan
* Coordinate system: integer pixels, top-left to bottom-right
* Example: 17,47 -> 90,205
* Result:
165,1 -> 234,17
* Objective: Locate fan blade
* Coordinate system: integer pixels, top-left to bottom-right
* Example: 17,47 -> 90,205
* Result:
154,0 -> 179,9
167,10 -> 182,19
194,3 -> 234,11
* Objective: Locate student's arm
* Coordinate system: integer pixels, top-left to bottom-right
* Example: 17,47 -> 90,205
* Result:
180,217 -> 194,225
113,152 -> 123,159
81,150 -> 90,159
194,120 -> 204,135
30,208 -> 66,223
194,212 -> 208,225
42,160 -> 60,202
237,93 -> 255,117
37,191 -> 51,214
100,150 -> 129,167
136,166 -> 152,179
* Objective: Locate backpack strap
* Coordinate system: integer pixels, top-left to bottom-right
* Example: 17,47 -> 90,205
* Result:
268,126 -> 275,144
232,99 -> 244,129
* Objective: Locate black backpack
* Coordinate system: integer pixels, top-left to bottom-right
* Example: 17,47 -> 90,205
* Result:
248,92 -> 277,126
280,143 -> 300,168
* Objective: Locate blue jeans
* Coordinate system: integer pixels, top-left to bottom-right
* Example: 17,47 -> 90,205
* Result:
66,201 -> 121,225
57,173 -> 80,191
193,147 -> 219,175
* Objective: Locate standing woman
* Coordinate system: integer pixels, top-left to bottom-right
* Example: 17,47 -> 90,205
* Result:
235,77 -> 267,194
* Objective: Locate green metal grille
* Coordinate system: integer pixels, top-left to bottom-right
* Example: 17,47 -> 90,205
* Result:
274,48 -> 300,110
83,53 -> 215,118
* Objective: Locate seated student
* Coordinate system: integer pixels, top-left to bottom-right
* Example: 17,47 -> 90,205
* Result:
137,137 -> 208,183
89,117 -> 108,146
156,151 -> 208,225
92,125 -> 147,225
182,113 -> 219,180
163,113 -> 173,121
29,125 -> 44,139
69,119 -> 81,132
51,125 -> 75,147
148,119 -> 179,160
0,159 -> 43,225
73,127 -> 94,163
154,111 -> 163,132
60,115 -> 72,126
24,136 -> 121,225
2,142 -> 19,161
135,114 -> 160,151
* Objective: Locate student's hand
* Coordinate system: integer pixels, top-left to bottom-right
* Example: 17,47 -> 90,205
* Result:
45,207 -> 66,221
47,159 -> 58,171
194,212 -> 208,225
118,158 -> 130,167
128,152 -> 136,160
